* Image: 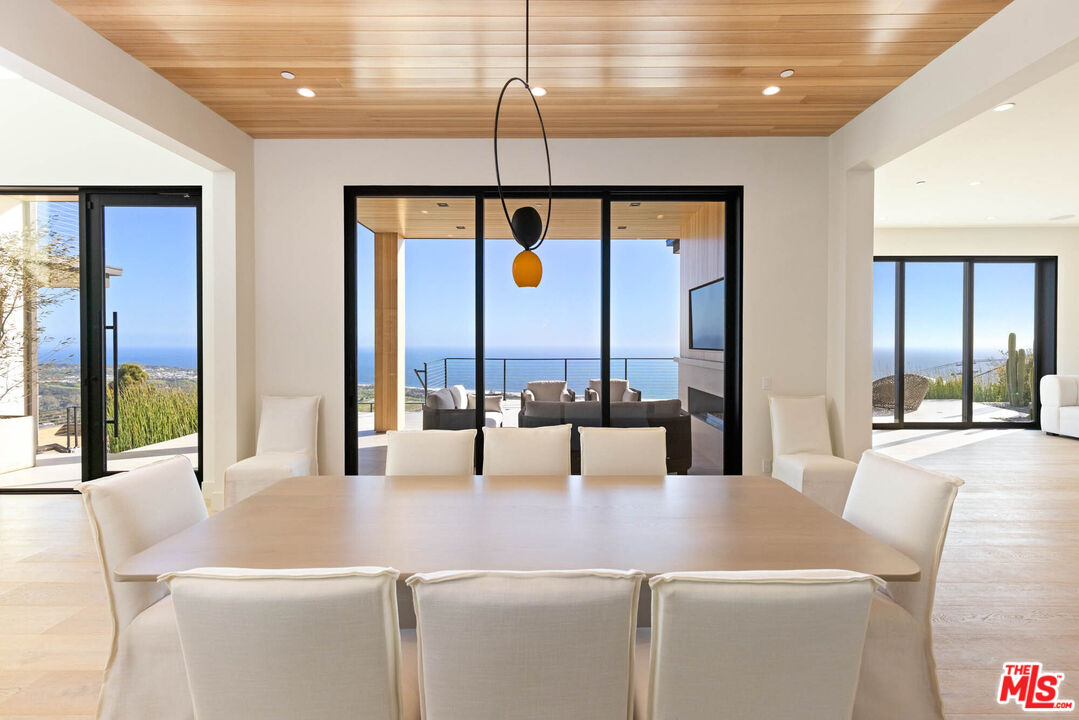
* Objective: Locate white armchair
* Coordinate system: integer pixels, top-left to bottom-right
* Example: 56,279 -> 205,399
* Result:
1040,375 -> 1079,438
225,395 -> 320,507
585,378 -> 642,402
768,394 -> 856,515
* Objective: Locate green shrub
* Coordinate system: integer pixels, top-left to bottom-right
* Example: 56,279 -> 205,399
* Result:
107,383 -> 198,454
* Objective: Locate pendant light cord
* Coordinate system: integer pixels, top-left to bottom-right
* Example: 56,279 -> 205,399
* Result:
525,0 -> 530,85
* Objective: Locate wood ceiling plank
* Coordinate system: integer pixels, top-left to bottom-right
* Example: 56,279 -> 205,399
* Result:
52,0 -> 1013,138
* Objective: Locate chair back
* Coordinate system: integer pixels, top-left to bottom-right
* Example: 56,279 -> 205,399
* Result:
589,378 -> 630,398
842,450 -> 963,626
768,394 -> 834,458
579,427 -> 666,476
482,424 -> 572,475
256,395 -> 321,471
646,570 -> 880,720
407,569 -> 644,720
386,429 -> 476,475
526,380 -> 570,402
163,567 -> 403,720
79,456 -> 208,631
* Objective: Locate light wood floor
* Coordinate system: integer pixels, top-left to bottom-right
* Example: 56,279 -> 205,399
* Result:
1,428 -> 1076,718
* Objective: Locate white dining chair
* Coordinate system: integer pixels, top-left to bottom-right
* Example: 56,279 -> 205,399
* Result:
638,570 -> 881,720
842,450 -> 964,720
407,569 -> 645,720
385,429 -> 476,475
78,455 -> 208,720
224,395 -> 320,506
481,424 -> 572,475
161,566 -> 417,720
768,394 -> 858,514
579,426 -> 667,475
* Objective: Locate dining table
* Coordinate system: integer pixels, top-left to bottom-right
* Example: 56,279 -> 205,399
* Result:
115,474 -> 919,625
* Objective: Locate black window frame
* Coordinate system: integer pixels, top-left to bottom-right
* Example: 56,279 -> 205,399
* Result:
873,254 -> 1057,431
344,185 -> 744,474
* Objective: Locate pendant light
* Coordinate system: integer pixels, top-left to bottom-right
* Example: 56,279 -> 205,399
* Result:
493,0 -> 552,288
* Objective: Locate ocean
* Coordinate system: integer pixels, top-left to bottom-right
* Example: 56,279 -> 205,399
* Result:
40,345 -> 198,370
362,346 -> 681,399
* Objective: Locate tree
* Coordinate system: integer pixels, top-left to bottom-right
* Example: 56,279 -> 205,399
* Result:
116,362 -> 149,389
0,222 -> 78,407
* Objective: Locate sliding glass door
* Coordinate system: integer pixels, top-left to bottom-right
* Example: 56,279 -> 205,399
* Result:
345,187 -> 743,475
873,256 -> 1056,429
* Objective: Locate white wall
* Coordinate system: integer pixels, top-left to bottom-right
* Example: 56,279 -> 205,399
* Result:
255,137 -> 829,476
875,227 -> 1079,374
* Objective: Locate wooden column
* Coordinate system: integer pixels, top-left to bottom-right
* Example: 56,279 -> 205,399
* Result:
374,232 -> 405,431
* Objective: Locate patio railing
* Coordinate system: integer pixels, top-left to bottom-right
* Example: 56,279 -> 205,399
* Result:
413,356 -> 678,401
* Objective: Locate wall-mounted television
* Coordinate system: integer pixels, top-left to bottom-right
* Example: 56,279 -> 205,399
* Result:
689,278 -> 725,351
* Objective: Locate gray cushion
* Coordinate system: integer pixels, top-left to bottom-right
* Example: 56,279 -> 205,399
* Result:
427,388 -> 455,410
523,400 -> 564,419
645,399 -> 682,418
563,401 -> 601,422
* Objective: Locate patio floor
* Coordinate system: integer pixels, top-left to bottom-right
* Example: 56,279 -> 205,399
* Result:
0,433 -> 199,490
875,399 -> 1031,423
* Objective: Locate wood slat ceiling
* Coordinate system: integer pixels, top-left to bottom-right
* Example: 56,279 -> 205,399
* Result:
355,197 -> 705,239
54,0 -> 1013,138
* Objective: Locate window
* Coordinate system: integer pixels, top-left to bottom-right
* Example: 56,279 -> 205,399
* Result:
873,256 -> 1056,429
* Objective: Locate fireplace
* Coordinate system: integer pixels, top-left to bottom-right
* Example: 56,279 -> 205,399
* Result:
688,387 -> 724,430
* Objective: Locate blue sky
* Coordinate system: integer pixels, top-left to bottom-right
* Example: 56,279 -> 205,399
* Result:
357,224 -> 680,356
40,204 -> 198,366
873,260 -> 1035,352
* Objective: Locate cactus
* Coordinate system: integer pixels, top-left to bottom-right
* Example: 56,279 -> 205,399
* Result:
1004,333 -> 1033,407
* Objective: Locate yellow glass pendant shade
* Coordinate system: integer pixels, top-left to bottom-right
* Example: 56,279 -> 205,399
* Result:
512,250 -> 542,287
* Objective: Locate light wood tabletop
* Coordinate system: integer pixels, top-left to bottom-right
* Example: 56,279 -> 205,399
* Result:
115,475 -> 919,583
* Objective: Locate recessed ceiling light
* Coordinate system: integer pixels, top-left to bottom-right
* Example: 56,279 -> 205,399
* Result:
779,69 -> 795,78
437,202 -> 449,207
617,225 -> 627,230
530,86 -> 547,97
1049,214 -> 1076,221
629,202 -> 641,207
421,210 -> 429,214
280,70 -> 295,80
993,102 -> 1016,112
915,180 -> 927,185
456,225 -> 466,230
969,180 -> 982,186
297,87 -> 316,98
657,214 -> 665,219
762,86 -> 781,96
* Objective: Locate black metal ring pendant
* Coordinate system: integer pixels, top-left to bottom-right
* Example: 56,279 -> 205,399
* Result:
493,76 -> 553,251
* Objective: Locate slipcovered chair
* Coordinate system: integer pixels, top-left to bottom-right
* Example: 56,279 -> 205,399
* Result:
162,567 -> 417,720
224,395 -> 320,506
843,450 -> 964,720
482,424 -> 572,476
768,394 -> 856,514
1040,375 -> 1079,438
520,380 -> 575,413
385,429 -> 476,475
579,427 -> 667,476
637,570 -> 880,720
78,455 -> 208,720
407,569 -> 644,720
586,378 -> 642,402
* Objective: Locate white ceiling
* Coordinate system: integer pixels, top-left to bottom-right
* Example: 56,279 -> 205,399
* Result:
875,61 -> 1079,228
